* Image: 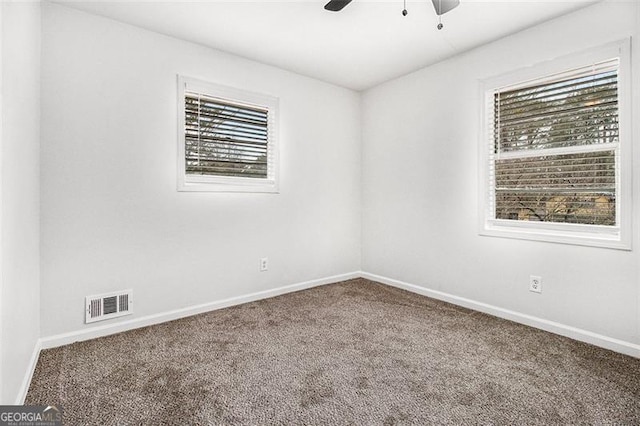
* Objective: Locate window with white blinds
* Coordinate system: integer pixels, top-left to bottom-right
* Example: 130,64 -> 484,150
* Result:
177,77 -> 278,192
492,59 -> 619,226
480,40 -> 631,249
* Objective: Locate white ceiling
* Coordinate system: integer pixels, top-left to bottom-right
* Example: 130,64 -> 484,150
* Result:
53,0 -> 599,91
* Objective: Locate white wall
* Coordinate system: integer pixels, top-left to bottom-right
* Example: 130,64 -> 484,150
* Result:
40,3 -> 361,337
1,1 -> 41,404
362,1 -> 640,346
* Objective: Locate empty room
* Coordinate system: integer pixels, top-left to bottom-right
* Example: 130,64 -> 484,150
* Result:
1,0 -> 639,424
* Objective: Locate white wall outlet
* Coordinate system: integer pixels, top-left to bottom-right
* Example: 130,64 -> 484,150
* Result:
529,275 -> 542,293
260,257 -> 268,272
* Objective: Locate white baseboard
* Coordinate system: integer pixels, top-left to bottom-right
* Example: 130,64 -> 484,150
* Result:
15,338 -> 41,405
361,271 -> 640,359
40,271 -> 360,350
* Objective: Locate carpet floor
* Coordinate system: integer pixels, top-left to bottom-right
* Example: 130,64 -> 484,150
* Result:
26,278 -> 640,425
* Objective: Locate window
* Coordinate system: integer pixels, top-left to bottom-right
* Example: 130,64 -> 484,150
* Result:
177,76 -> 279,192
479,41 -> 631,249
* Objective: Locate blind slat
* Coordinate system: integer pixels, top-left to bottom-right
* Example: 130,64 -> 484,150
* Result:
495,100 -> 618,127
185,109 -> 267,126
498,74 -> 618,106
492,121 -> 619,149
498,81 -> 617,113
186,135 -> 267,149
185,127 -> 268,142
497,94 -> 618,123
186,91 -> 268,115
497,91 -> 618,121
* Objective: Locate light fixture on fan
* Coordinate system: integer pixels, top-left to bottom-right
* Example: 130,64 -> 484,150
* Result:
324,0 -> 460,30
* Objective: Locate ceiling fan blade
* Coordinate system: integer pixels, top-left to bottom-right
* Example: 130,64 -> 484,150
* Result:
324,0 -> 353,12
431,0 -> 460,15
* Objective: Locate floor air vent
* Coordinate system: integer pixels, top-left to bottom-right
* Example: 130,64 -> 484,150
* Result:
85,290 -> 133,324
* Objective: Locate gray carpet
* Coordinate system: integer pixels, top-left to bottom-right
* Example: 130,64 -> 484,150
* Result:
26,278 -> 640,425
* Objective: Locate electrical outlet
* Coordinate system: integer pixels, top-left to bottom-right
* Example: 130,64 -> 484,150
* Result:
529,275 -> 542,293
260,257 -> 268,272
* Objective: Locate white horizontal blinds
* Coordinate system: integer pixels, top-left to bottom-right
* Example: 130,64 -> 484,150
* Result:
491,58 -> 619,226
185,91 -> 270,179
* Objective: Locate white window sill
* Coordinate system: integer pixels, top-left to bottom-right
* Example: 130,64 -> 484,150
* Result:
480,220 -> 630,251
178,177 -> 278,193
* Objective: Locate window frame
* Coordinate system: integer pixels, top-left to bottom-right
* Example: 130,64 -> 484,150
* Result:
478,40 -> 632,250
177,76 -> 279,193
